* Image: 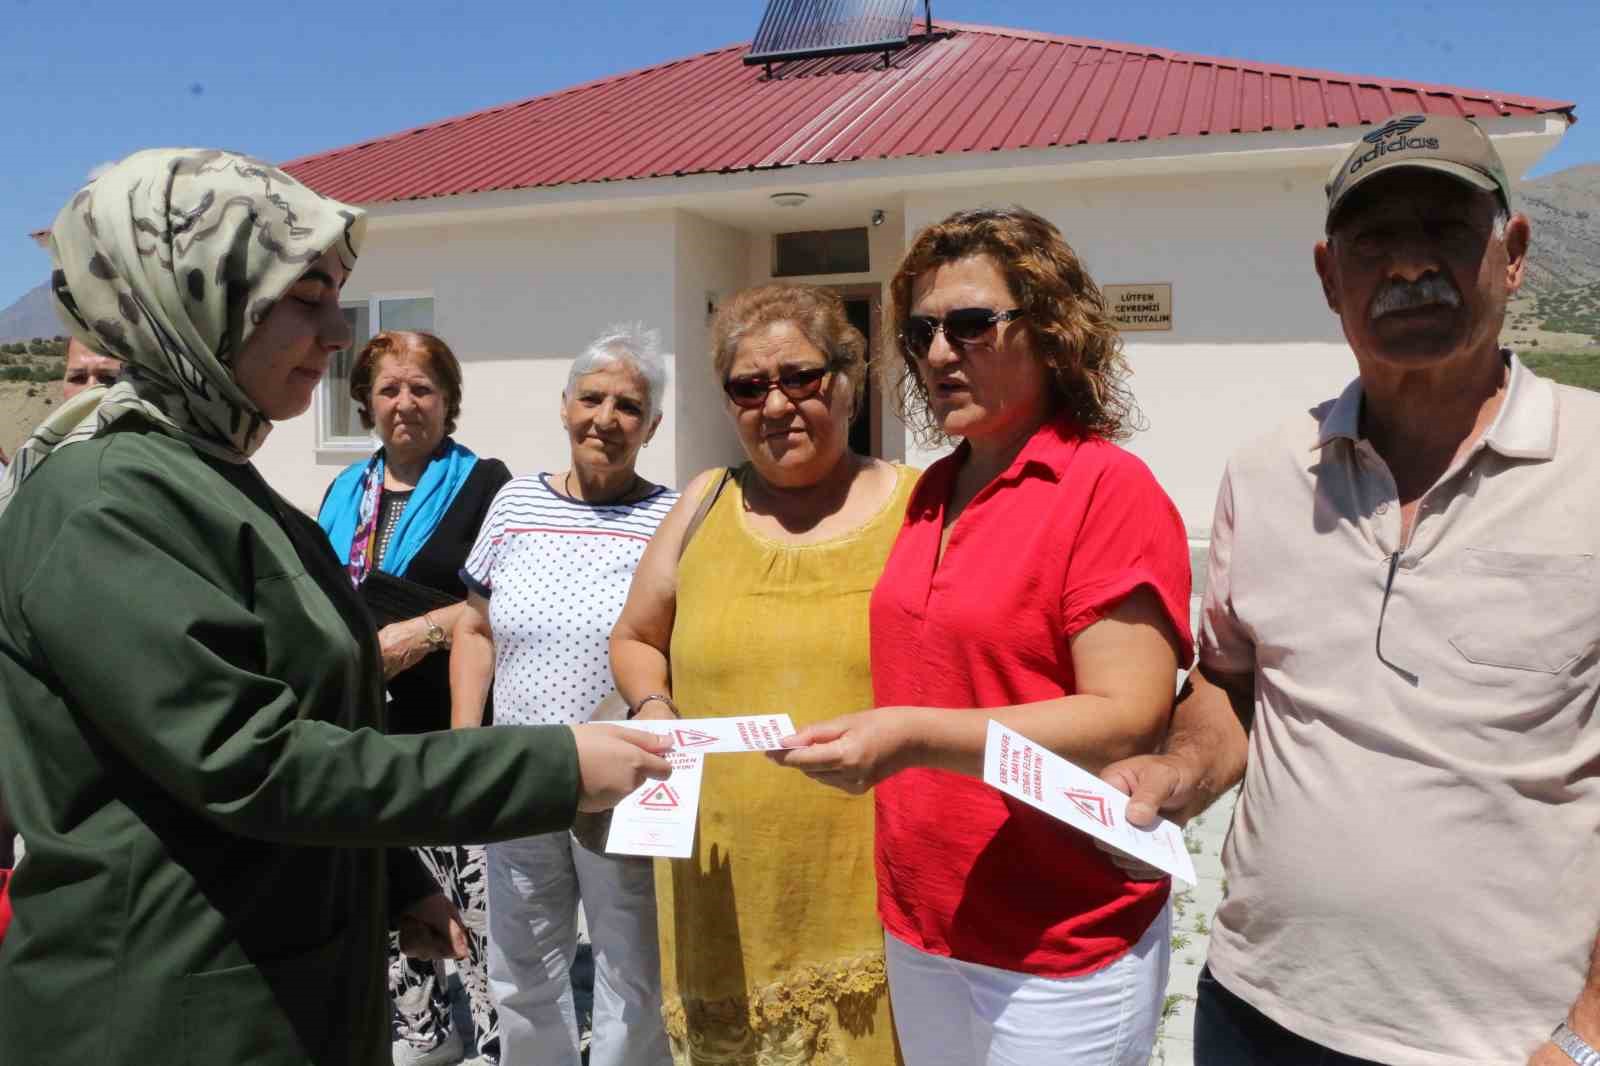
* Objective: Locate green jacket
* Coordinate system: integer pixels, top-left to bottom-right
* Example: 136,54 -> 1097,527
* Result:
0,416 -> 581,1065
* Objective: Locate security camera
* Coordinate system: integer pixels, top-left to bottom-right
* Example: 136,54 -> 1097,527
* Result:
871,209 -> 885,227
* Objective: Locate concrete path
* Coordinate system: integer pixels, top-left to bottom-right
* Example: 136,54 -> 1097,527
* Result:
1150,789 -> 1237,1066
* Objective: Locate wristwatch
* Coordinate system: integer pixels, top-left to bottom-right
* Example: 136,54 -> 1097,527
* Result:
1553,1022 -> 1600,1066
421,614 -> 448,650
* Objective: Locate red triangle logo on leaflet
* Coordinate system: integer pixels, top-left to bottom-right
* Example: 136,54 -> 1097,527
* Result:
1063,789 -> 1114,827
673,727 -> 719,748
637,783 -> 681,810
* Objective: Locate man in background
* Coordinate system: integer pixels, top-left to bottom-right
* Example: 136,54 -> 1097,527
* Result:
61,337 -> 121,398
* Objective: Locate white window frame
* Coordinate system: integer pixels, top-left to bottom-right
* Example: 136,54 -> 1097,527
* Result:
316,290 -> 435,452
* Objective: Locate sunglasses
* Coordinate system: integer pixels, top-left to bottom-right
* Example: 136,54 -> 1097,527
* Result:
899,307 -> 1025,358
723,364 -> 834,409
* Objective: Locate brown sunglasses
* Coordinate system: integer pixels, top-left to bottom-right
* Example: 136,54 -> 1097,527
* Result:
723,365 -> 834,409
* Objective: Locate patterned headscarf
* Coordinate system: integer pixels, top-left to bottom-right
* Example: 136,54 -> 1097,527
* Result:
0,148 -> 365,517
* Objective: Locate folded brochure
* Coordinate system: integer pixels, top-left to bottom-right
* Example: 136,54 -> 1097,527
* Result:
605,714 -> 797,858
982,720 -> 1197,885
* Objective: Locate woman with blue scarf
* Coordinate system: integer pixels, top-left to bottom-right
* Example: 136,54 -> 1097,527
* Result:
319,329 -> 512,1066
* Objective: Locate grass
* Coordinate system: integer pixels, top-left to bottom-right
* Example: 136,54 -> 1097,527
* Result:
1535,282 -> 1600,338
1155,992 -> 1194,1049
1520,348 -> 1600,392
0,362 -> 63,383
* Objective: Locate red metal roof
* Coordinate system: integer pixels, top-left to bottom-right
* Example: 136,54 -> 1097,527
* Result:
283,21 -> 1575,205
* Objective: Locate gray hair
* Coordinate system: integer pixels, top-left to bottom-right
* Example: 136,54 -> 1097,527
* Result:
566,322 -> 669,421
1491,206 -> 1509,240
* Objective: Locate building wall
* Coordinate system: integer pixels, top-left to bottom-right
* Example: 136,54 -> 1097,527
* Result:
672,210 -> 749,482
254,211 -> 682,513
901,168 -> 1358,533
743,205 -> 908,292
256,166 -> 1367,531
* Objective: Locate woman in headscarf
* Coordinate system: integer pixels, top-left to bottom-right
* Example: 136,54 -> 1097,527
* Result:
0,148 -> 670,1066
318,330 -> 512,1066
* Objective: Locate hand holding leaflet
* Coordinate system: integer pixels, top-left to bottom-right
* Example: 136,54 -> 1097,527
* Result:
626,714 -> 797,753
982,720 -> 1197,886
605,750 -> 706,858
605,715 -> 798,858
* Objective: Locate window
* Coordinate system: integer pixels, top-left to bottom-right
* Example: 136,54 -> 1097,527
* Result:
319,295 -> 434,450
773,228 -> 870,277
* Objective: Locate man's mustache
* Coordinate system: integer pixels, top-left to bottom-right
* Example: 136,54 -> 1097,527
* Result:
1370,276 -> 1462,320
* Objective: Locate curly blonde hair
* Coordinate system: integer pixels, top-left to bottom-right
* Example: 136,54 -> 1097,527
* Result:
884,206 -> 1142,443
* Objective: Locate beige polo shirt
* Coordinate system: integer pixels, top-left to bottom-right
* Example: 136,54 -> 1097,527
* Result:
1203,354 -> 1600,1065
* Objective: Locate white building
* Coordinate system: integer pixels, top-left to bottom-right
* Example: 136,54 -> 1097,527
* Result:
268,20 -> 1572,545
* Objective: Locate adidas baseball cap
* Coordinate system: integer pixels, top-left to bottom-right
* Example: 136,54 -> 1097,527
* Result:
1325,113 -> 1512,226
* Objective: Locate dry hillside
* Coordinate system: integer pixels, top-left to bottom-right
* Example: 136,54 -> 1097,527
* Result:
0,379 -> 64,461
1519,164 -> 1600,297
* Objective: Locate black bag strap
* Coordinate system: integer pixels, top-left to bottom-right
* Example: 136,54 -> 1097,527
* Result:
677,466 -> 735,563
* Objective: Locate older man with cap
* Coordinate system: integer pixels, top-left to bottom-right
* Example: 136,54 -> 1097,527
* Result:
1101,113 -> 1600,1065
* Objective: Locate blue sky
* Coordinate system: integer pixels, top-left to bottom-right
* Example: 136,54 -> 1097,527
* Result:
2,0 -> 1593,313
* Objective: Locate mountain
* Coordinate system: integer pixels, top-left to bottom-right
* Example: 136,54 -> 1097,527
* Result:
0,281 -> 60,344
1518,164 -> 1600,296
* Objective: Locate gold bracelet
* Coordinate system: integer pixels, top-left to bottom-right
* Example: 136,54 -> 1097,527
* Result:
629,693 -> 678,719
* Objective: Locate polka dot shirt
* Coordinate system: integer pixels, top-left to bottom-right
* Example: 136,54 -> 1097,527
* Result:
460,474 -> 678,727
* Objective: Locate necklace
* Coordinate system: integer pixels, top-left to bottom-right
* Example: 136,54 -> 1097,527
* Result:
565,469 -> 646,505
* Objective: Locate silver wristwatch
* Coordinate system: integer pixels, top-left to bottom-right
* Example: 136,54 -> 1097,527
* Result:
1553,1022 -> 1600,1066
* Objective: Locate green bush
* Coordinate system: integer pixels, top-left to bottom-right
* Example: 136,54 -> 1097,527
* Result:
1522,349 -> 1600,392
0,363 -> 61,383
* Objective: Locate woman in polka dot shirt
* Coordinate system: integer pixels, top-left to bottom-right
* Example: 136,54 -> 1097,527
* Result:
452,323 -> 677,1066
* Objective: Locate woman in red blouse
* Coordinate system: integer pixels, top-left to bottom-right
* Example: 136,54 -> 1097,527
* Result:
773,207 -> 1193,1065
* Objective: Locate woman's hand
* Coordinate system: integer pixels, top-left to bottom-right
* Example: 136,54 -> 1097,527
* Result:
766,708 -> 923,794
571,723 -> 675,812
397,892 -> 467,961
378,618 -> 433,680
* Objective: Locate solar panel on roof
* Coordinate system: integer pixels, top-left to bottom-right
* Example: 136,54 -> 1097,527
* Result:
745,0 -> 921,66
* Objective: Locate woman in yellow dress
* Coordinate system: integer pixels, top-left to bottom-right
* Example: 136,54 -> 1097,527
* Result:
611,284 -> 912,1065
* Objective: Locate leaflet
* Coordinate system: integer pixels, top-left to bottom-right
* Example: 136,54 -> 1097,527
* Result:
627,714 -> 798,753
604,715 -> 798,859
605,749 -> 705,859
981,720 -> 1198,885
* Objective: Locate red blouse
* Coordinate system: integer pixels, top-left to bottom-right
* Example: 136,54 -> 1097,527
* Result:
871,417 -> 1194,977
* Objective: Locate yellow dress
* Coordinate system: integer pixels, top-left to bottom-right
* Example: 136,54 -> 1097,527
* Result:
659,463 -> 917,1066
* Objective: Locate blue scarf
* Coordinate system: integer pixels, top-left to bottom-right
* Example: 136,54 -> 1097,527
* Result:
318,438 -> 479,583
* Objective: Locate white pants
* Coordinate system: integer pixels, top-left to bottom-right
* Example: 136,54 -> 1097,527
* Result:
486,831 -> 670,1066
885,905 -> 1171,1066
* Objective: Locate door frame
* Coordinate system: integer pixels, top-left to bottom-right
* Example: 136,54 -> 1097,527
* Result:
823,282 -> 901,462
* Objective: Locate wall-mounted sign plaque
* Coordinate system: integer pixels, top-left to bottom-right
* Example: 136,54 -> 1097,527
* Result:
1104,283 -> 1173,332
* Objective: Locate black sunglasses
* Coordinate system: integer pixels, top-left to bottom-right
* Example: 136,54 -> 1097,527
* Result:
899,307 -> 1025,358
723,364 -> 834,409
